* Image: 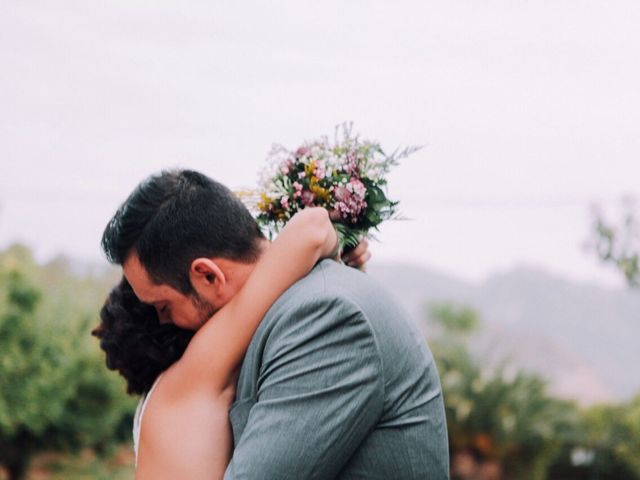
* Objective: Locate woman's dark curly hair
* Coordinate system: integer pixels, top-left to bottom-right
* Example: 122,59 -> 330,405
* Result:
92,277 -> 194,395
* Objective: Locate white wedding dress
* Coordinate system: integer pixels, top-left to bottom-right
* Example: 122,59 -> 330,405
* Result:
132,374 -> 163,466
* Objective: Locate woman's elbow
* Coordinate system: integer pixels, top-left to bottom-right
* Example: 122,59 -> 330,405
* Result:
300,208 -> 334,254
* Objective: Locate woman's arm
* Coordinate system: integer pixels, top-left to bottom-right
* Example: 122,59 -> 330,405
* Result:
169,207 -> 338,394
135,209 -> 340,479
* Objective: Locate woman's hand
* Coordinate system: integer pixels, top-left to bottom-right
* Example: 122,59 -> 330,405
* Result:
285,207 -> 339,259
341,238 -> 371,271
288,208 -> 371,271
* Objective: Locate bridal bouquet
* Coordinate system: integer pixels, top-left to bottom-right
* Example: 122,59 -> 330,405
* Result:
246,124 -> 420,250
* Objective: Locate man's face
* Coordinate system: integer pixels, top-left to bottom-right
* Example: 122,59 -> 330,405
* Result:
123,254 -> 216,331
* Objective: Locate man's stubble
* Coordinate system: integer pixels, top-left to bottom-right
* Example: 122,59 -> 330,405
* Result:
191,291 -> 218,329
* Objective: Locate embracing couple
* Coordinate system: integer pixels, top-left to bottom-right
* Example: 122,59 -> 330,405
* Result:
94,169 -> 449,479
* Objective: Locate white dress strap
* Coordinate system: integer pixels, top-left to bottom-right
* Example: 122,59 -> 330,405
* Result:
133,374 -> 163,467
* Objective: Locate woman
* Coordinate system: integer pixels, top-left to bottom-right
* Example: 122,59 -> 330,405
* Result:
95,208 -> 370,478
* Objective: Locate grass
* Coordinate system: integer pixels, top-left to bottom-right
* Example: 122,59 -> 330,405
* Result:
0,445 -> 135,480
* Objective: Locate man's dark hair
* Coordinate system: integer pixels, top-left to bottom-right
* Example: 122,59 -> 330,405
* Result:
101,169 -> 265,293
92,278 -> 194,395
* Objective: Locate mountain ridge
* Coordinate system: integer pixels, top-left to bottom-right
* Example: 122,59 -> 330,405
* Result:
367,262 -> 640,405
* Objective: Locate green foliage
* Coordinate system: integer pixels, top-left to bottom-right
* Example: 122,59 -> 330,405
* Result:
333,223 -> 365,251
428,303 -> 579,480
0,245 -> 135,480
428,302 -> 640,479
590,198 -> 639,287
555,395 -> 640,479
429,303 -> 479,334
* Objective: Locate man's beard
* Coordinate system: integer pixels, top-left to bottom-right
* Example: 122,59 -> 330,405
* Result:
191,292 -> 217,328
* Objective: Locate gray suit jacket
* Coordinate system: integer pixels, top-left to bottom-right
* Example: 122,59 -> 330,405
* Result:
224,259 -> 449,479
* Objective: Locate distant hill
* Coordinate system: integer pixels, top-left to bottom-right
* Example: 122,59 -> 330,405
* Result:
367,263 -> 640,405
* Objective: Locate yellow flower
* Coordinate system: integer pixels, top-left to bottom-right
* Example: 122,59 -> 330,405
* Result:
257,192 -> 273,212
304,160 -> 316,177
309,176 -> 331,202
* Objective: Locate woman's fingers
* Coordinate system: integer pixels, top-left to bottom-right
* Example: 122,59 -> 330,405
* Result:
350,251 -> 371,271
342,238 -> 371,270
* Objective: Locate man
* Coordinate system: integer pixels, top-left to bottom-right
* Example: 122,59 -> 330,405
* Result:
102,169 -> 449,479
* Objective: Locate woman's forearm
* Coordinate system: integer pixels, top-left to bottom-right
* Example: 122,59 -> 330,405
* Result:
177,208 -> 337,393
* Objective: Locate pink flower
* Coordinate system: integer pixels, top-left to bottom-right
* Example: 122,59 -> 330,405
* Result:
347,178 -> 366,198
295,146 -> 310,158
332,183 -> 367,222
279,158 -> 294,175
280,196 -> 290,209
301,190 -> 316,206
345,151 -> 360,176
334,186 -> 350,202
314,160 -> 326,180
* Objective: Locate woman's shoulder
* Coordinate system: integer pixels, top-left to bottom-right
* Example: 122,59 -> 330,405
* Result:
141,358 -> 235,413
142,362 -> 188,407
136,366 -> 200,454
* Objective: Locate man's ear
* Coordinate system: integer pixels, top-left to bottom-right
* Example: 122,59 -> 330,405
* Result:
190,258 -> 226,292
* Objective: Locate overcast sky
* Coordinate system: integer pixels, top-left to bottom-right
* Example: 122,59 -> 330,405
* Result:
1,1 -> 638,288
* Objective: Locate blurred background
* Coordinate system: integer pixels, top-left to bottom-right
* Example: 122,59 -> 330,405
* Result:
1,1 -> 638,479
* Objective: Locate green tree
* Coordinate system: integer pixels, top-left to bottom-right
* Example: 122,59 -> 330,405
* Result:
591,198 -> 639,287
0,245 -> 135,480
554,395 -> 640,479
428,303 -> 578,480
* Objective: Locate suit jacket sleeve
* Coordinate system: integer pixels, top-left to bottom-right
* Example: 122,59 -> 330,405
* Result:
223,294 -> 385,480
